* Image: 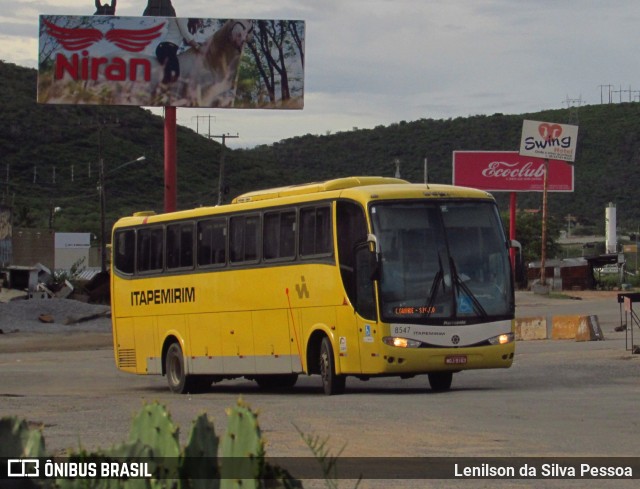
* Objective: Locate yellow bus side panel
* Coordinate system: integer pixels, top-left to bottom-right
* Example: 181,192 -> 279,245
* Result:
332,306 -> 361,374
354,318 -> 386,375
218,311 -> 256,374
252,309 -> 298,373
187,313 -> 224,375
134,316 -> 158,374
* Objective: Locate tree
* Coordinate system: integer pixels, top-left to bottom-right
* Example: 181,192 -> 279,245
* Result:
503,211 -> 561,266
246,21 -> 304,104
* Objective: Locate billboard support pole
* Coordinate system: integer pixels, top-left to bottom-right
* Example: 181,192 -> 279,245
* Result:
540,158 -> 549,286
509,192 -> 517,277
164,107 -> 177,213
142,4 -> 178,213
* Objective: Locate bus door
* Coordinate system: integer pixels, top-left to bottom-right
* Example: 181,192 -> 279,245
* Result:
352,239 -> 381,373
336,200 -> 377,374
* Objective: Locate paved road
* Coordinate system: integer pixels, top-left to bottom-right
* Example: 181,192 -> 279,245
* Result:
0,291 -> 638,488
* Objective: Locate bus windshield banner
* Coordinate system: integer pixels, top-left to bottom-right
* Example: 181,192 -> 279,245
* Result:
452,151 -> 574,192
37,15 -> 305,109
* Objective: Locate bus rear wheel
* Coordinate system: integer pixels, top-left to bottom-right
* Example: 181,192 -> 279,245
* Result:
166,342 -> 209,394
319,337 -> 346,395
428,371 -> 453,392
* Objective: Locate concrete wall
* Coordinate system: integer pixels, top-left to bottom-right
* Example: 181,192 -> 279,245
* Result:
12,227 -> 54,271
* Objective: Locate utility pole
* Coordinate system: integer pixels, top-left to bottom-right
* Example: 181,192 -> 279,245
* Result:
598,84 -> 614,104
99,155 -> 145,273
540,159 -> 550,286
423,156 -> 428,185
192,115 -> 216,139
95,118 -> 119,273
99,156 -> 107,272
611,85 -> 623,103
563,95 -> 583,124
565,214 -> 574,237
210,133 -> 239,205
4,164 -> 8,204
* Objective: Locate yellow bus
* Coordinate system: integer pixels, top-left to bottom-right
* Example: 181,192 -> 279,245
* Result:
111,176 -> 516,395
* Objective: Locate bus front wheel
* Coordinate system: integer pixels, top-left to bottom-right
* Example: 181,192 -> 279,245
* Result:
428,371 -> 453,392
319,337 -> 346,395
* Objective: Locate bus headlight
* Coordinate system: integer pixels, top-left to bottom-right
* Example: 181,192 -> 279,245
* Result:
382,337 -> 422,348
487,332 -> 515,345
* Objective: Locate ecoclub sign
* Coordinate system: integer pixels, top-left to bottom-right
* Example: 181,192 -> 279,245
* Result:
452,151 -> 574,192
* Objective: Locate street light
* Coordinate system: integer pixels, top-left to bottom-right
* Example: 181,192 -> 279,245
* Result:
99,156 -> 146,273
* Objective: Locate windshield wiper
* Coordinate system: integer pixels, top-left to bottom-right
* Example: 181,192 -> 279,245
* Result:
425,253 -> 445,316
449,257 -> 488,319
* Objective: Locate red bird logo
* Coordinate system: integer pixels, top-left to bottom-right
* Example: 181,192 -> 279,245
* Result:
43,19 -> 165,52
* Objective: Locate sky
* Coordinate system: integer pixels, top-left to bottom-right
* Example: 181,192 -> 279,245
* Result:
2,0 -> 640,148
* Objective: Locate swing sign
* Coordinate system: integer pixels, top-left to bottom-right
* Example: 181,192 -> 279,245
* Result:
519,120 -> 578,162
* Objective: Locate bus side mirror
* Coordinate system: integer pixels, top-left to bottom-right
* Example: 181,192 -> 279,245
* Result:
365,234 -> 381,281
367,233 -> 380,254
509,239 -> 522,251
354,243 -> 378,320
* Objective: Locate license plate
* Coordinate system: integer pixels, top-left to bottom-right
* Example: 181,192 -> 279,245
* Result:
445,355 -> 467,365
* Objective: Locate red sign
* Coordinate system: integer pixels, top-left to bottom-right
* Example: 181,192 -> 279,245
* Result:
452,151 -> 574,192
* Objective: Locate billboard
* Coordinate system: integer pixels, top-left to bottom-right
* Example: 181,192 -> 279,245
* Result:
519,120 -> 578,162
452,151 -> 574,192
38,15 -> 305,109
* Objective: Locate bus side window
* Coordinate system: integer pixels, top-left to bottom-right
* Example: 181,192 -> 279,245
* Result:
264,210 -> 296,260
167,223 -> 194,269
197,218 -> 226,267
230,215 -> 260,264
280,211 -> 296,258
300,205 -> 332,257
137,227 -> 164,273
114,229 -> 135,274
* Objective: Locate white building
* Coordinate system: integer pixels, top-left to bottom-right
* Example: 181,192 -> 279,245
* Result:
55,233 -> 91,271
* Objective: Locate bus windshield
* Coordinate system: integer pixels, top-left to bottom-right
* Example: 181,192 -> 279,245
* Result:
370,201 -> 513,324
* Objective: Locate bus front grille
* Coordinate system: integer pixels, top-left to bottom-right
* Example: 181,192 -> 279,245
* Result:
118,349 -> 136,369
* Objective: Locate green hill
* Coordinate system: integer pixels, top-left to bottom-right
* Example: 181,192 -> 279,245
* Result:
2,60 -> 639,242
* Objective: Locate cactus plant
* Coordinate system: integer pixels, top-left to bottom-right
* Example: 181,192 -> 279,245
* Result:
1,401 -> 303,489
0,417 -> 46,458
127,402 -> 180,483
219,400 -> 264,489
182,413 -> 220,489
128,403 -> 180,458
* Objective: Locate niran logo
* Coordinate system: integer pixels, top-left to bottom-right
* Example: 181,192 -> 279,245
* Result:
43,19 -> 165,83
